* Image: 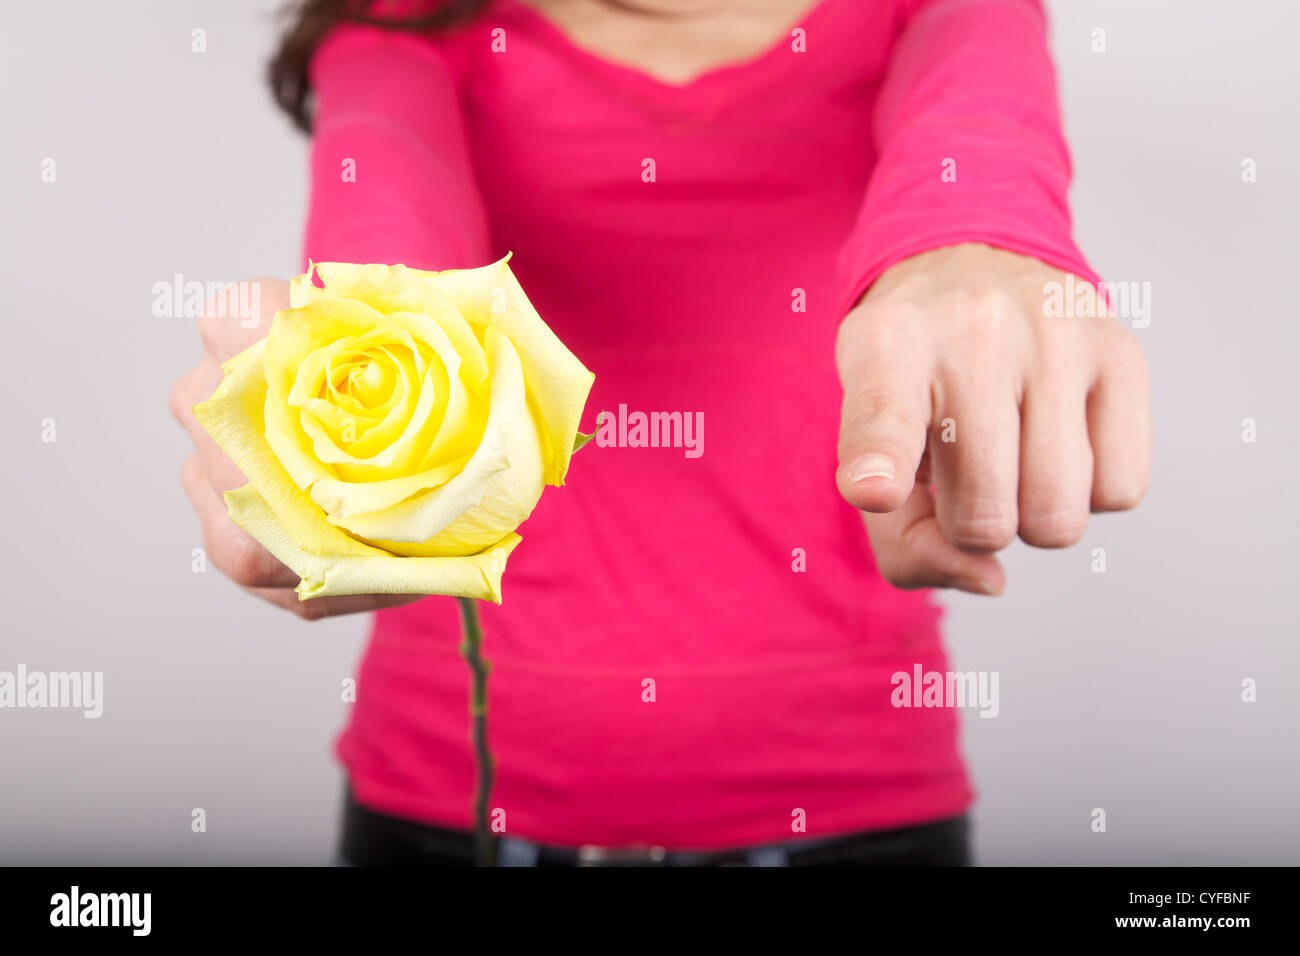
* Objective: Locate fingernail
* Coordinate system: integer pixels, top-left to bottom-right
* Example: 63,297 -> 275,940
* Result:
849,454 -> 896,484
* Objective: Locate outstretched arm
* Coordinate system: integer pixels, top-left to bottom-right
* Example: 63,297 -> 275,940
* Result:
834,0 -> 1150,594
172,24 -> 490,619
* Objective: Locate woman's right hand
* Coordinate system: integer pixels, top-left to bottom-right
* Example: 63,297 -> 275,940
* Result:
168,278 -> 423,620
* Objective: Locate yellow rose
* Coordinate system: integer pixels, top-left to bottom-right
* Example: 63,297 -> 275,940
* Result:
193,257 -> 594,603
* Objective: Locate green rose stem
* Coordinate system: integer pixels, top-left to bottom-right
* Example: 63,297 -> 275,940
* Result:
456,596 -> 495,867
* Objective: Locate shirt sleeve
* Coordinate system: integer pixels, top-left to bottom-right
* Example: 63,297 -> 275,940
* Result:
836,0 -> 1098,318
302,24 -> 490,270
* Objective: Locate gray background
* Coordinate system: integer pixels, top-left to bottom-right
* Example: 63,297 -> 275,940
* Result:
1,0 -> 1296,864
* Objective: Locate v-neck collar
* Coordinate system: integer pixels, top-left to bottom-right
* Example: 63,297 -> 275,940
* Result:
500,0 -> 839,106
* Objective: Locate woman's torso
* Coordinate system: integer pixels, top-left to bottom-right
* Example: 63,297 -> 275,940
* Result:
341,0 -> 971,848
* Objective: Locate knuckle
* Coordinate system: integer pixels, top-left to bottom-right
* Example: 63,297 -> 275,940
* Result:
835,303 -> 918,372
195,307 -> 226,351
1019,509 -> 1089,548
881,567 -> 923,590
947,508 -> 1017,552
968,286 -> 1015,324
219,536 -> 274,588
168,374 -> 194,424
1027,339 -> 1074,389
955,306 -> 1017,363
868,530 -> 925,590
1033,314 -> 1082,358
289,598 -> 327,622
882,558 -> 925,591
874,551 -> 921,590
833,314 -> 864,371
962,287 -> 1017,340
303,600 -> 336,622
1093,321 -> 1148,378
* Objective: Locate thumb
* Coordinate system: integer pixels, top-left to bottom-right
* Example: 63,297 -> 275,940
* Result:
197,277 -> 290,363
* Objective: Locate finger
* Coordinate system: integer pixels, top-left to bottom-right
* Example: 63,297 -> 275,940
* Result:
170,358 -> 251,493
930,379 -> 1021,553
1017,374 -> 1093,548
1088,329 -> 1151,512
168,358 -> 221,435
181,454 -> 299,589
196,277 -> 287,362
835,315 -> 932,513
863,473 -> 1005,595
248,588 -> 425,621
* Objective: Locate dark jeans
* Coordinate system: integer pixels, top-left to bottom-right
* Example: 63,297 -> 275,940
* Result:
339,790 -> 972,866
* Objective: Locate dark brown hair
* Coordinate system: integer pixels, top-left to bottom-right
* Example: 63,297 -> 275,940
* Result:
269,0 -> 488,133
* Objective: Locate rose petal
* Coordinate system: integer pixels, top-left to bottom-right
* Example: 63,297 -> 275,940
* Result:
308,452 -> 472,518
298,355 -> 439,473
226,483 -> 520,603
191,339 -> 385,560
416,256 -> 595,486
328,326 -> 541,547
312,258 -> 593,486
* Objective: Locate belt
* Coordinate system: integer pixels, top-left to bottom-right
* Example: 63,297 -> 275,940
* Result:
340,791 -> 971,867
499,839 -> 791,867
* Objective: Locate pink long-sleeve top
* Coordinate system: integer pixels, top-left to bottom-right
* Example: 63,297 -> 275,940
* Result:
304,0 -> 1095,849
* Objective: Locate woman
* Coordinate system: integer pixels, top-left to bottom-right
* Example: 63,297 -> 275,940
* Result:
170,0 -> 1150,865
